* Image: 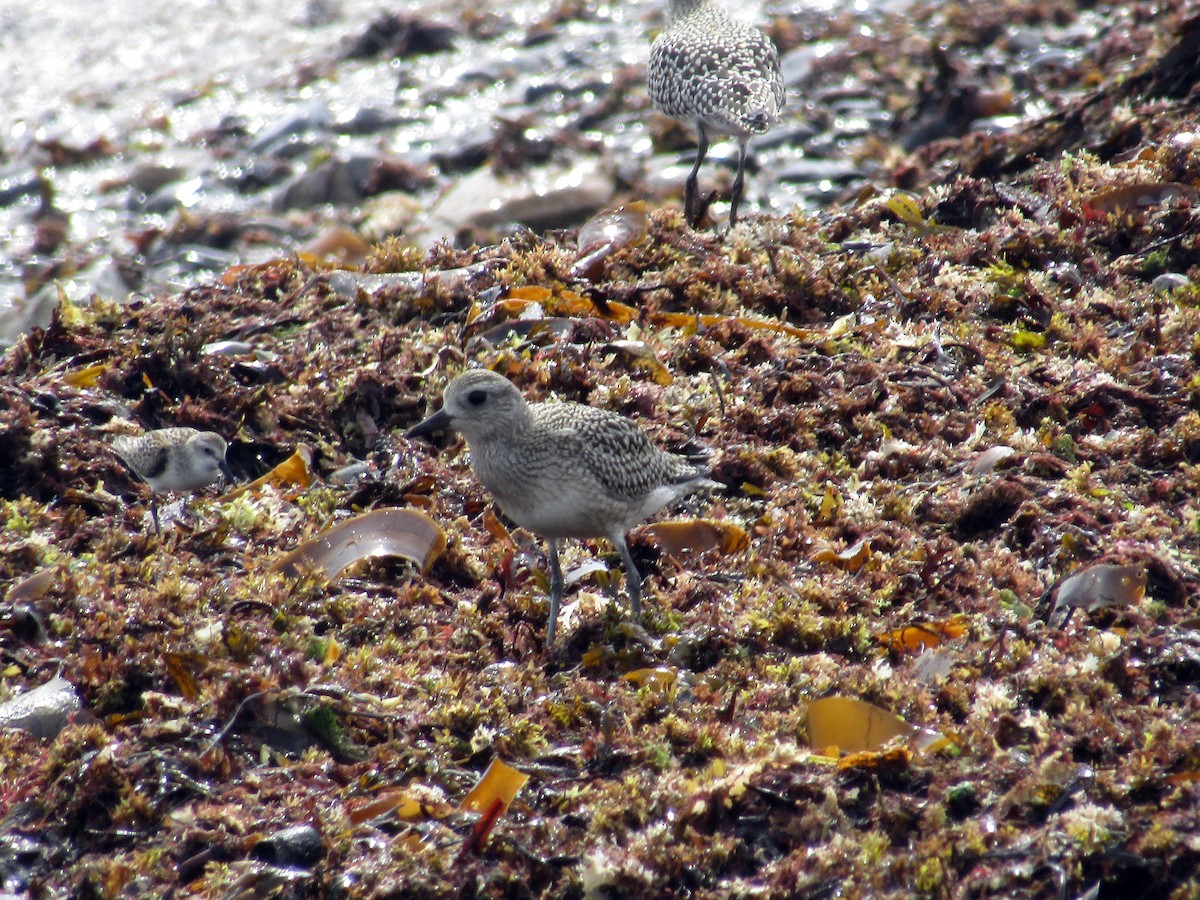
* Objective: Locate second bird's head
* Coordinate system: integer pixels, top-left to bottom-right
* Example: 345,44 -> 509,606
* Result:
406,370 -> 528,445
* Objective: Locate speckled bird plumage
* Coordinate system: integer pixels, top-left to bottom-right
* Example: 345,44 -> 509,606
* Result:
649,0 -> 783,137
406,369 -> 717,645
114,427 -> 230,494
648,0 -> 784,226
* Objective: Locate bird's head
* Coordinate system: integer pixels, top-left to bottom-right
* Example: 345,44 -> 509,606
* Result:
406,369 -> 529,446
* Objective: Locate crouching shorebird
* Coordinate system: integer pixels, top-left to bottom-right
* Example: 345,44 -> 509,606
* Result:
648,0 -> 784,228
114,427 -> 232,531
406,370 -> 718,646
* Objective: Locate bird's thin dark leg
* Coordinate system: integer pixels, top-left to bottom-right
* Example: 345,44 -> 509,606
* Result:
150,496 -> 161,535
685,123 -> 710,227
729,138 -> 750,227
545,538 -> 564,647
614,534 -> 643,621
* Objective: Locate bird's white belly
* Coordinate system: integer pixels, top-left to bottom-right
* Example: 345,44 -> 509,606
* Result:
491,479 -> 678,540
485,475 -> 612,537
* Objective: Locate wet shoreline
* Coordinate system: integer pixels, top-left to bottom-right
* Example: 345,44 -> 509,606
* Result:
1,0 -> 1160,338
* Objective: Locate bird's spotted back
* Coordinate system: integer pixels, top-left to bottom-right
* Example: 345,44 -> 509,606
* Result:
530,403 -> 707,502
648,0 -> 784,136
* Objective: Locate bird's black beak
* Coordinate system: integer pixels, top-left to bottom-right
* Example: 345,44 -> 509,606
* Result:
405,409 -> 452,440
219,459 -> 235,485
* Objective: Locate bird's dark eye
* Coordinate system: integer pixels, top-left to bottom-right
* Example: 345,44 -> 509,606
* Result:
467,390 -> 488,407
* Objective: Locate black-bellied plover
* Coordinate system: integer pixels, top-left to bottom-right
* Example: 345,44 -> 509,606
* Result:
114,427 -> 232,530
648,0 -> 784,227
406,370 -> 717,646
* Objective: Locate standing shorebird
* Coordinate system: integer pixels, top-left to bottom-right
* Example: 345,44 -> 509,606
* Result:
648,0 -> 784,227
114,427 -> 232,531
406,370 -> 717,646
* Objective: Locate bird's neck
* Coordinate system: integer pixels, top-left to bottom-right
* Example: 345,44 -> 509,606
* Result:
667,0 -> 714,21
463,404 -> 534,449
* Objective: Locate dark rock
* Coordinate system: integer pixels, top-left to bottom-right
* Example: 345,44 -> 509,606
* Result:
0,166 -> 46,207
126,162 -> 192,196
250,101 -> 334,154
274,157 -> 369,209
213,158 -> 293,193
343,12 -> 458,59
252,824 -> 323,869
336,106 -> 405,135
273,155 -> 429,210
777,157 -> 864,184
429,124 -> 494,173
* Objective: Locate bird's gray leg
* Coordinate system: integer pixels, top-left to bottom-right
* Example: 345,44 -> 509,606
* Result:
150,496 -> 161,535
546,538 -> 564,647
729,138 -> 750,227
614,534 -> 643,621
685,123 -> 710,227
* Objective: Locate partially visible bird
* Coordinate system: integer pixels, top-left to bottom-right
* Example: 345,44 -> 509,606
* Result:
648,0 -> 784,227
406,370 -> 718,646
114,427 -> 232,531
